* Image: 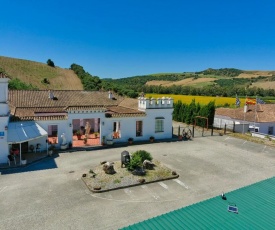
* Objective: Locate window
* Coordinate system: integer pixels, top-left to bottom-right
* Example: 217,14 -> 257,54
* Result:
48,125 -> 58,144
136,121 -> 143,137
155,118 -> 164,132
268,126 -> 274,135
113,121 -> 121,139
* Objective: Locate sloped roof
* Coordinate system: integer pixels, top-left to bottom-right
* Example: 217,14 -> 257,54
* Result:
106,106 -> 145,118
9,90 -> 124,107
8,90 -> 144,120
7,121 -> 48,143
122,177 -> 275,229
216,104 -> 275,122
118,98 -> 140,110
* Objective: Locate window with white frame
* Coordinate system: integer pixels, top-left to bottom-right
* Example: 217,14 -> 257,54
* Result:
155,117 -> 164,132
136,120 -> 143,136
113,121 -> 121,139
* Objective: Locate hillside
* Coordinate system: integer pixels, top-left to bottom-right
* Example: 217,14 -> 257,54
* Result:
144,69 -> 275,89
0,56 -> 83,90
1,56 -> 275,98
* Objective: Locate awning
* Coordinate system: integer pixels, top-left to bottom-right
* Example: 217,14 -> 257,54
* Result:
7,121 -> 48,144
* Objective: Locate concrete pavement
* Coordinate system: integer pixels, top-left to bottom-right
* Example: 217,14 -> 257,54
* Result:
0,134 -> 275,230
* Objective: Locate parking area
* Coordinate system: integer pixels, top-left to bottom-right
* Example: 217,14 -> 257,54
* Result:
0,134 -> 274,230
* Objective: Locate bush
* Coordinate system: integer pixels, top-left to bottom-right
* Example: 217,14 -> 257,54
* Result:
127,154 -> 142,171
127,150 -> 153,171
47,59 -> 55,67
132,150 -> 153,162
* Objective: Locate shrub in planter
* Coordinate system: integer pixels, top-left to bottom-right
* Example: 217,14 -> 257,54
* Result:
127,154 -> 142,171
76,130 -> 82,140
48,144 -> 56,155
126,150 -> 153,171
132,150 -> 153,162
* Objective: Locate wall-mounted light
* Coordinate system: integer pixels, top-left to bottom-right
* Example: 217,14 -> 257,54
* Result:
102,122 -> 104,126
69,123 -> 72,127
5,126 -> 8,130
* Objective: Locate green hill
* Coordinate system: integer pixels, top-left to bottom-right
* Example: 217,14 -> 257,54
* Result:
1,56 -> 275,99
0,56 -> 83,90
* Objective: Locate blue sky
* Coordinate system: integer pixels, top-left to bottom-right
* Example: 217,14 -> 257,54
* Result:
1,0 -> 275,79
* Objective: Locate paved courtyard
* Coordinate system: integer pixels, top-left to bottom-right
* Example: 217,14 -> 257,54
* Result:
0,133 -> 275,230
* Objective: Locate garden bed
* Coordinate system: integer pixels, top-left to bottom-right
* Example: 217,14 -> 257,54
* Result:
82,160 -> 178,193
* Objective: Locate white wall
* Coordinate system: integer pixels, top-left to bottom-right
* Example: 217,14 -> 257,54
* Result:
0,78 -> 9,103
144,108 -> 173,139
0,117 -> 9,163
102,108 -> 173,143
214,116 -> 275,135
35,120 -> 69,150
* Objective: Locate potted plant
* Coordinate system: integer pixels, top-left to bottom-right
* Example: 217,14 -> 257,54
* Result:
76,130 -> 82,140
48,144 -> 56,156
149,136 -> 155,143
94,132 -> 99,138
29,145 -> 34,152
106,137 -> 113,145
128,137 -> 133,144
21,156 -> 27,165
102,136 -> 106,145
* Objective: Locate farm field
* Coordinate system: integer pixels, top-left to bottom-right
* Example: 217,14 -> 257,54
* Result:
251,81 -> 275,89
145,94 -> 246,107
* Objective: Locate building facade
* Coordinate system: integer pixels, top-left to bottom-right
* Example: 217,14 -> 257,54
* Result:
0,74 -> 174,164
214,104 -> 275,135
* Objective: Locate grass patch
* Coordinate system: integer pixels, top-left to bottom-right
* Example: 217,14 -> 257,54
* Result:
229,133 -> 275,147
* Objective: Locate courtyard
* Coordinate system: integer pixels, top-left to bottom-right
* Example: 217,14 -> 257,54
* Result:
0,133 -> 275,230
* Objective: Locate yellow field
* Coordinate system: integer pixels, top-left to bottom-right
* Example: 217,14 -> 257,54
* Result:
145,94 -> 246,107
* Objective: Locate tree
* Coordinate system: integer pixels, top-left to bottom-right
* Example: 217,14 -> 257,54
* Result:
47,59 -> 55,67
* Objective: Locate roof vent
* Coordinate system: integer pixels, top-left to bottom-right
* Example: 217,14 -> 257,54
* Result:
48,90 -> 58,100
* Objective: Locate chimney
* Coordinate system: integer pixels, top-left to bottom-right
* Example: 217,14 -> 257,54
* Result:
48,90 -> 54,99
108,90 -> 113,99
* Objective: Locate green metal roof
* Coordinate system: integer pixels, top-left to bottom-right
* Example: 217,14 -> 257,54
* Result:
121,177 -> 275,229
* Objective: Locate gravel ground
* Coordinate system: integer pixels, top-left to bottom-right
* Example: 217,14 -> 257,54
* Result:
82,160 -> 179,192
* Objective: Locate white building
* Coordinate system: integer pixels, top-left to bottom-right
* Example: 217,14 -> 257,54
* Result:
214,104 -> 275,135
0,73 -> 174,164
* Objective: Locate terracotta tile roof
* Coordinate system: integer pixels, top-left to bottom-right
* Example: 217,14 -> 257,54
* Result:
118,98 -> 139,110
10,115 -> 67,122
66,106 -> 106,111
8,90 -> 144,120
14,107 -> 66,117
216,104 -> 275,122
106,106 -> 145,118
8,90 -> 124,108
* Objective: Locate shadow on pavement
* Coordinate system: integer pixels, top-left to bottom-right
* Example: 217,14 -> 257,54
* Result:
0,154 -> 59,175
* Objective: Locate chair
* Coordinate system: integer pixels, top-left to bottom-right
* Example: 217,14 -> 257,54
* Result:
35,144 -> 41,153
7,155 -> 16,166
